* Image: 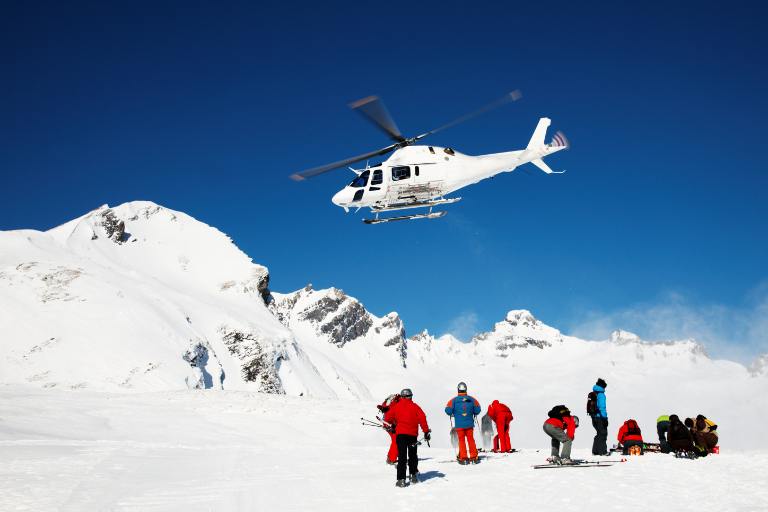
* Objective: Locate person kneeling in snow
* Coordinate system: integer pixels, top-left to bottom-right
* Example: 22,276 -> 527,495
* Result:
543,405 -> 578,464
383,388 -> 431,488
487,400 -> 514,453
667,414 -> 697,455
377,393 -> 401,465
617,418 -> 644,455
691,414 -> 718,453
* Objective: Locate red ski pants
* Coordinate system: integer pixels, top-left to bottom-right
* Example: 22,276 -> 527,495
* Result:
387,431 -> 398,463
493,413 -> 513,452
456,427 -> 478,460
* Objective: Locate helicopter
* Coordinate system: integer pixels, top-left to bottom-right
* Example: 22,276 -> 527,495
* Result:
290,91 -> 569,224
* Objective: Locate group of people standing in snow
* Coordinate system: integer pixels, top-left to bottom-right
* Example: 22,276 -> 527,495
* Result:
377,381 -> 513,487
376,377 -> 720,486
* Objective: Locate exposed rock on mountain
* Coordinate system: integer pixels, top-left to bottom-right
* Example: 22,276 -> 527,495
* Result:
1,200 -> 760,406
471,309 -> 563,354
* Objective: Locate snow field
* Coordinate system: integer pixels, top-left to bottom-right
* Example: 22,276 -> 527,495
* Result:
1,387 -> 766,512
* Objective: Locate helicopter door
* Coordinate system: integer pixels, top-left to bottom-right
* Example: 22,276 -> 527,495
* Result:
366,167 -> 386,204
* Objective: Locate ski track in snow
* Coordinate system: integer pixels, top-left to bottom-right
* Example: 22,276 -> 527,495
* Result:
1,388 -> 767,512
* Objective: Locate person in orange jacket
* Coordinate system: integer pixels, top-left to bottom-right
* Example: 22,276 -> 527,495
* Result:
377,393 -> 401,464
617,418 -> 644,455
445,381 -> 482,464
383,388 -> 431,487
487,400 -> 514,452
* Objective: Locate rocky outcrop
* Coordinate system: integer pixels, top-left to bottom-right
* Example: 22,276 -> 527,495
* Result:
270,285 -> 408,365
219,327 -> 284,394
272,287 -> 374,347
97,208 -> 127,243
377,313 -> 407,367
471,309 -> 562,355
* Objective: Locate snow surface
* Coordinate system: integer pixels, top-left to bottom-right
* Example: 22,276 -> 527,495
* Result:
1,387 -> 767,512
2,201 -> 768,510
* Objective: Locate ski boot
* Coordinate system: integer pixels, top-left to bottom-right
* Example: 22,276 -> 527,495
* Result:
457,456 -> 469,465
409,473 -> 419,485
470,456 -> 480,464
560,458 -> 575,465
547,456 -> 562,465
395,479 -> 409,488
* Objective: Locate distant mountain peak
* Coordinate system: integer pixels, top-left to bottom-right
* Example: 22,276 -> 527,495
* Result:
609,329 -> 642,344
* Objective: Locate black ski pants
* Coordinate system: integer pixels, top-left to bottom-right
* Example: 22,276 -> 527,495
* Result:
657,420 -> 672,453
591,416 -> 609,455
395,434 -> 418,480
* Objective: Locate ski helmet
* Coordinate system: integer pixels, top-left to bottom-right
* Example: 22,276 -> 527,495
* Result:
457,382 -> 467,393
400,388 -> 413,398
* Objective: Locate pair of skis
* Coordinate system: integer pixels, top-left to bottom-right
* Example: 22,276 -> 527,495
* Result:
532,458 -> 626,469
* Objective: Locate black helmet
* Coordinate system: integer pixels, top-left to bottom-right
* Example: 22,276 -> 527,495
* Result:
457,382 -> 467,393
400,388 -> 413,398
596,378 -> 607,388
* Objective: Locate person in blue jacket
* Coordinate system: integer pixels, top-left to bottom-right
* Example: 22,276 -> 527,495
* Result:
590,378 -> 609,455
445,382 -> 482,464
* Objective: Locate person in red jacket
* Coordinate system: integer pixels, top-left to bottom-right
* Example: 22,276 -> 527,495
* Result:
383,388 -> 431,487
543,405 -> 578,464
487,400 -> 514,452
377,393 -> 401,465
617,419 -> 644,455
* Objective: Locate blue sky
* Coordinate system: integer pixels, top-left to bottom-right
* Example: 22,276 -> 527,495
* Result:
2,1 -> 766,360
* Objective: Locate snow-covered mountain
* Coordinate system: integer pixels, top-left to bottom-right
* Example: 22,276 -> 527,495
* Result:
2,201 -> 766,448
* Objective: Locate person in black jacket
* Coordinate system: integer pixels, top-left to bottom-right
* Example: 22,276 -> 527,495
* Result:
667,414 -> 696,453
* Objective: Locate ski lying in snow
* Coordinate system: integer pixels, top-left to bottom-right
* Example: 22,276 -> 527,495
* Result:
532,462 -> 613,469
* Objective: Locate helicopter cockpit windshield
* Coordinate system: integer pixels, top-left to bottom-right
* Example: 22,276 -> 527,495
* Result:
349,170 -> 370,188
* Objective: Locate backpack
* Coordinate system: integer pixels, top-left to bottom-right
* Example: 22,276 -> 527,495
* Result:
625,419 -> 641,436
586,391 -> 598,416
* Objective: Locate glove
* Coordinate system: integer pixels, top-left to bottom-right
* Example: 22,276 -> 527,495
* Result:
424,431 -> 431,442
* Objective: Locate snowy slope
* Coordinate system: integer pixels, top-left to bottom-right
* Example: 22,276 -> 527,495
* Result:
1,201 -> 766,450
0,202 -> 352,396
1,387 -> 767,512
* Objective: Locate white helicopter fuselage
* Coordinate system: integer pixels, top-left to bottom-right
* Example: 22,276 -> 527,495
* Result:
331,117 -> 566,212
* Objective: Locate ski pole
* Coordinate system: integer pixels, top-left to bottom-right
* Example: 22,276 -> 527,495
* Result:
449,416 -> 459,458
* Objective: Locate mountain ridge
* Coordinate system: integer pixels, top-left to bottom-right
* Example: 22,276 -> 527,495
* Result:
1,201 -> 764,400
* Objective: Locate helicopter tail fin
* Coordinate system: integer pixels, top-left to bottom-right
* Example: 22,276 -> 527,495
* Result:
527,118 -> 551,149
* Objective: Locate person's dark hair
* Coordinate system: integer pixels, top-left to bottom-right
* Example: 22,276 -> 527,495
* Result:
684,418 -> 694,428
596,378 -> 607,388
669,414 -> 680,423
696,414 -> 706,421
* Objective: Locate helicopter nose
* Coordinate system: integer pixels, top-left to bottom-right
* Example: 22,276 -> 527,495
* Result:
332,189 -> 348,207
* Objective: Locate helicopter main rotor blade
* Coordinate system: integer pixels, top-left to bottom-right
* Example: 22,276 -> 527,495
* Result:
414,89 -> 522,141
289,143 -> 398,181
349,96 -> 406,143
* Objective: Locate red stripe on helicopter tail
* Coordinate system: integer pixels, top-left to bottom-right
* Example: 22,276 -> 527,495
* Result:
552,131 -> 569,148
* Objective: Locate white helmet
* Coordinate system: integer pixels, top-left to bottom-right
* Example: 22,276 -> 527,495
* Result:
457,382 -> 467,393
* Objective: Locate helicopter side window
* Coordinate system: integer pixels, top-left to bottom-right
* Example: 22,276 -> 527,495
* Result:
371,168 -> 383,185
444,147 -> 455,156
428,147 -> 435,154
391,166 -> 410,181
415,166 -> 419,176
349,170 -> 370,188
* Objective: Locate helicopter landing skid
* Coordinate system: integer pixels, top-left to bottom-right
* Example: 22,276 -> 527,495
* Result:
363,211 -> 447,225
